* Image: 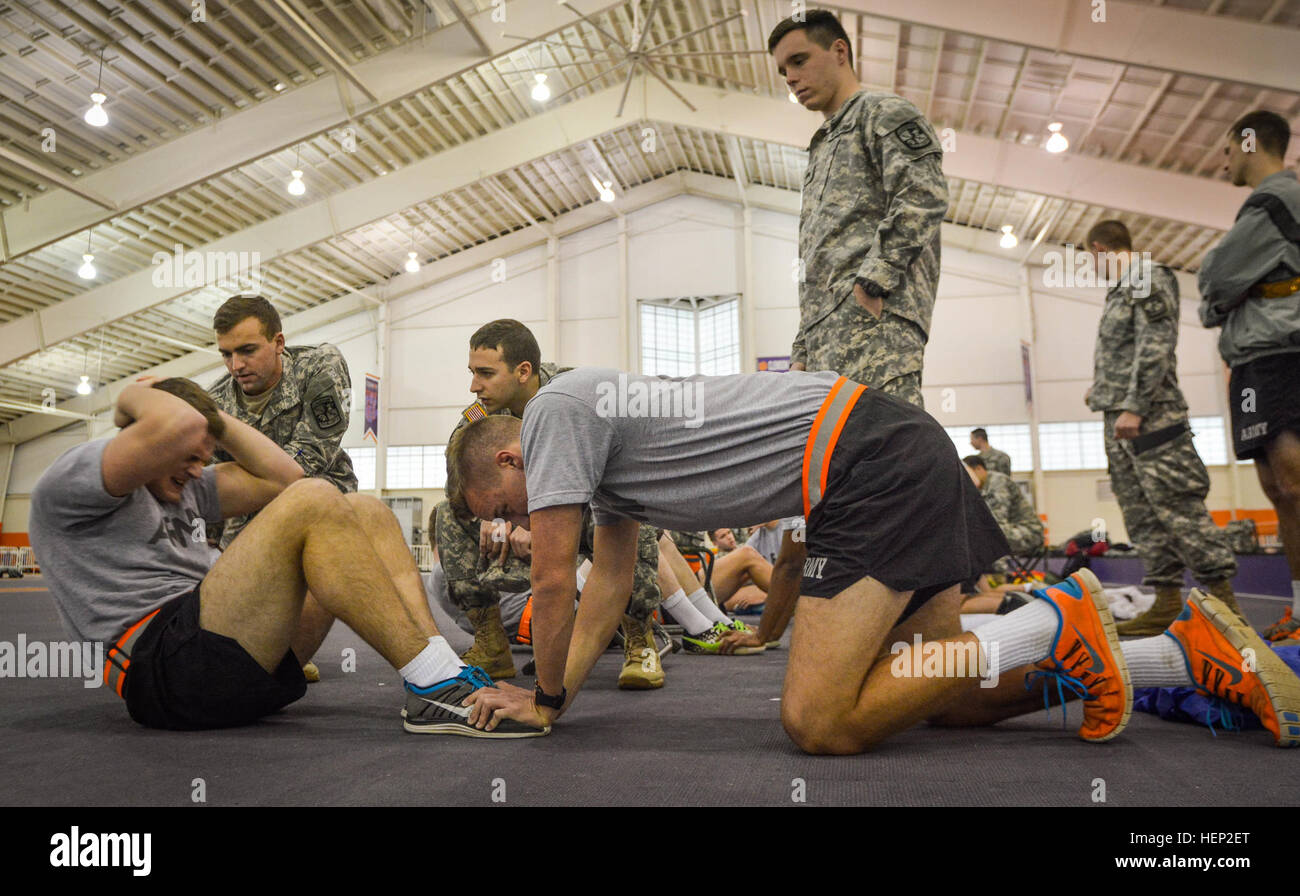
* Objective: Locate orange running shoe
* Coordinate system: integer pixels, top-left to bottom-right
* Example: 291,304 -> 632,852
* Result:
1030,569 -> 1132,743
1263,607 -> 1299,643
1166,591 -> 1300,747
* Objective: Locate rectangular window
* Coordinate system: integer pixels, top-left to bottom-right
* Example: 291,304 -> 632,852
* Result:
1038,421 -> 1107,471
943,424 -> 1033,472
385,446 -> 447,490
640,295 -> 740,376
350,445 -> 376,490
1190,416 -> 1228,467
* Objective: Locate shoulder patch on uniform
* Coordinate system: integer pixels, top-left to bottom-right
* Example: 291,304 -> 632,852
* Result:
893,120 -> 933,151
311,394 -> 343,429
462,402 -> 488,423
1137,292 -> 1172,322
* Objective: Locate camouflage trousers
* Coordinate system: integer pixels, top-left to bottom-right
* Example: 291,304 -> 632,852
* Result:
805,306 -> 925,409
1104,405 -> 1236,588
625,523 -> 663,623
441,512 -> 662,623
999,521 -> 1045,558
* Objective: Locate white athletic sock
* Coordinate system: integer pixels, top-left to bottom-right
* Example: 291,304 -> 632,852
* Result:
971,599 -> 1059,676
1121,634 -> 1193,688
402,637 -> 465,688
687,588 -> 731,626
1292,580 -> 1300,614
662,588 -> 713,635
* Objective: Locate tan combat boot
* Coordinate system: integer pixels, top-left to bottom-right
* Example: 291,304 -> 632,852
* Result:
1203,579 -> 1246,623
460,605 -> 516,680
1116,585 -> 1184,637
618,614 -> 665,690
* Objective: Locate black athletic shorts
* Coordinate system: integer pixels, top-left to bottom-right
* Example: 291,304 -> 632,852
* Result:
123,585 -> 307,731
801,388 -> 1010,624
1228,352 -> 1300,460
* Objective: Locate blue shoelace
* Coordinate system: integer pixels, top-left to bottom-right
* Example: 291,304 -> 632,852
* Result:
407,664 -> 493,693
456,665 -> 494,689
1203,697 -> 1244,738
1025,667 -> 1092,729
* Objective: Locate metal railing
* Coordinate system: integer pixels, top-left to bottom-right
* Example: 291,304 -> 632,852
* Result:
409,544 -> 434,572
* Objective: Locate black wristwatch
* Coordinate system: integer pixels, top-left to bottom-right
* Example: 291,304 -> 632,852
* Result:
859,278 -> 888,299
534,683 -> 567,710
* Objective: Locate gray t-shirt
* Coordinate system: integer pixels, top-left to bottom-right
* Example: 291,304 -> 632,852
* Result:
29,439 -> 223,645
746,516 -> 805,563
520,368 -> 840,530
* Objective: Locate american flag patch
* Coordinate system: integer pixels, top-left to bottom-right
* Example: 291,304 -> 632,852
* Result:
461,402 -> 488,423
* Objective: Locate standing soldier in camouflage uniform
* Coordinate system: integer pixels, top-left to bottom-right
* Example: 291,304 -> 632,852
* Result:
450,319 -> 669,688
207,294 -> 361,681
1084,221 -> 1240,635
208,294 -> 357,547
770,10 -> 948,409
970,429 -> 1012,476
962,457 -> 1043,558
1198,110 -> 1300,643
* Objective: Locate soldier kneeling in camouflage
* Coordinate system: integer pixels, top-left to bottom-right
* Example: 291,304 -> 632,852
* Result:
962,457 -> 1044,570
452,320 -> 676,686
433,500 -> 667,689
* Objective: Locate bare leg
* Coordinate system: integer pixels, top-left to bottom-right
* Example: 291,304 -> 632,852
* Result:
342,493 -> 441,637
1256,431 -> 1300,580
900,588 -> 1065,726
724,585 -> 766,611
960,594 -> 1003,614
711,546 -> 772,602
782,580 -> 1063,754
201,479 -> 433,674
658,534 -> 707,592
290,592 -> 335,664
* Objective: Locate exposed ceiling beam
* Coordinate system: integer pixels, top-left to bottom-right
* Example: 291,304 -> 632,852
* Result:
0,147 -> 116,216
270,0 -> 380,103
636,82 -> 1245,229
0,0 -> 626,262
0,78 -> 1249,369
844,0 -> 1296,92
4,166 -> 1206,445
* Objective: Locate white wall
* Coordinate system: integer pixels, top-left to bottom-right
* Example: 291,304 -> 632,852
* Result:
4,193 -> 1272,543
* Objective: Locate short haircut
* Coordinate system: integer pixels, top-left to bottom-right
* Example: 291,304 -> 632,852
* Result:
1230,110 -> 1291,159
214,294 -> 282,340
962,455 -> 987,470
470,319 -> 541,373
970,428 -> 988,441
767,9 -> 852,58
1086,219 -> 1133,252
446,415 -> 522,518
711,527 -> 733,541
152,378 -> 226,439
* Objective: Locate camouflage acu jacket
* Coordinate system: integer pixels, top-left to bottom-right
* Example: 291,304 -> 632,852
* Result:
210,343 -> 356,547
980,471 -> 1043,555
1087,261 -> 1187,417
979,448 -> 1012,477
795,90 -> 948,372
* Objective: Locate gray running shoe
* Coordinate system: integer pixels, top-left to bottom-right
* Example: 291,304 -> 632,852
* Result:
402,666 -> 549,737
